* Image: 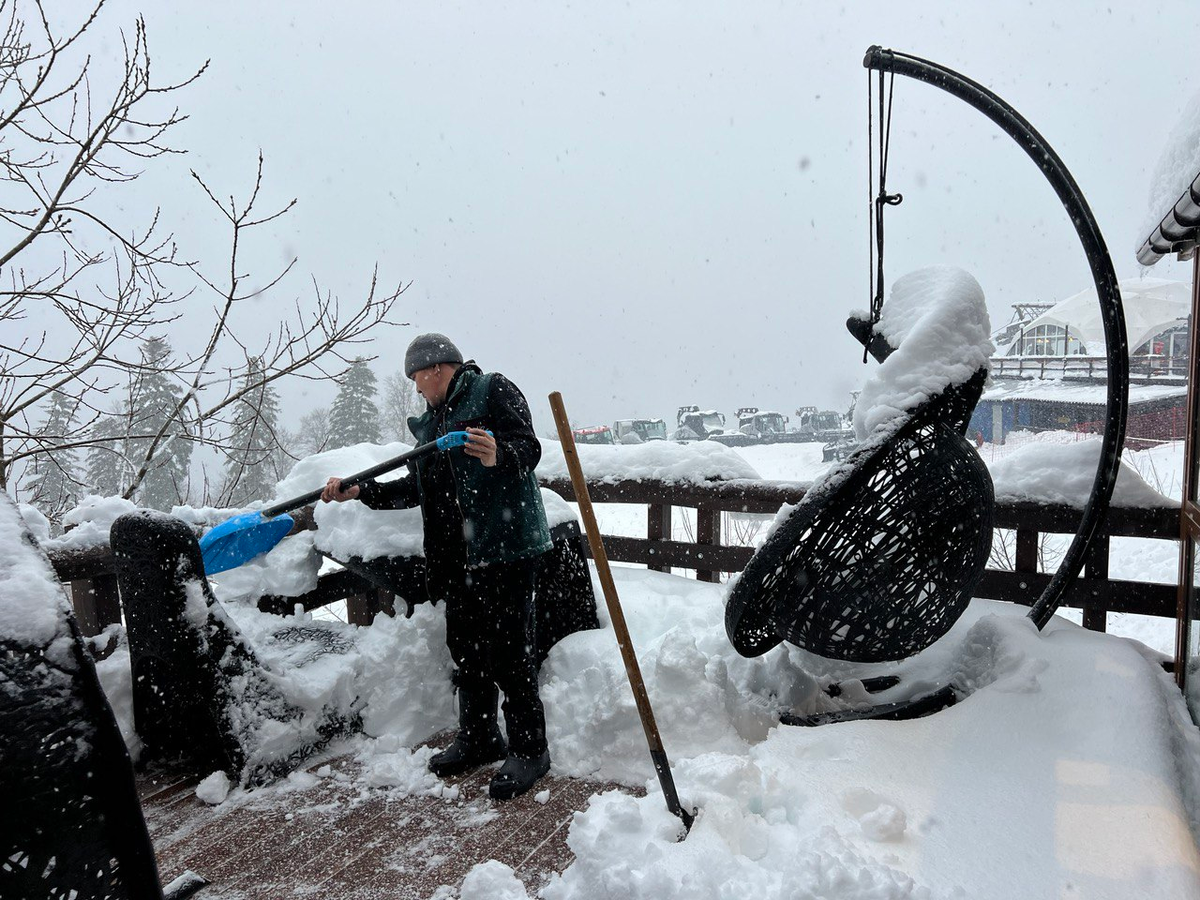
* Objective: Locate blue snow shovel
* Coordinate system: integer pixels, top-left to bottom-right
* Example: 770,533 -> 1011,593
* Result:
199,430 -> 487,575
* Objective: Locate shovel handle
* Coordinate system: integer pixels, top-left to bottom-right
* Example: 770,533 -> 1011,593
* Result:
548,392 -> 693,832
261,431 -> 489,518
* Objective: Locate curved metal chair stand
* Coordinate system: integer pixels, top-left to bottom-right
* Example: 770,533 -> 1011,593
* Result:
860,46 -> 1130,631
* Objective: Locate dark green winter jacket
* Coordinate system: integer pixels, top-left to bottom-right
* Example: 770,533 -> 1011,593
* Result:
358,362 -> 551,572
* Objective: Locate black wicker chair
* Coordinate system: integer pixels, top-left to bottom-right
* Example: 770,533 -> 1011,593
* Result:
110,510 -> 362,787
0,495 -> 206,900
725,306 -> 994,723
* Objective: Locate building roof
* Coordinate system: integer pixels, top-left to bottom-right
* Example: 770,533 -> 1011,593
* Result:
1006,278 -> 1188,356
1138,167 -> 1200,266
980,378 -> 1187,407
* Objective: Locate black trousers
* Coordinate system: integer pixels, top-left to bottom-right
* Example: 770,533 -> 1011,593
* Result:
443,553 -> 548,758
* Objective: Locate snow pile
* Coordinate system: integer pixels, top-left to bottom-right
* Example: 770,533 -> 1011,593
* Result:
211,599 -> 455,747
67,494 -> 1198,897
853,266 -> 993,442
529,578 -> 1200,900
274,439 -> 417,501
0,495 -> 71,647
990,437 -> 1178,508
459,861 -> 531,900
47,494 -> 138,552
1140,87 -> 1200,247
207,530 -> 322,602
538,438 -> 761,484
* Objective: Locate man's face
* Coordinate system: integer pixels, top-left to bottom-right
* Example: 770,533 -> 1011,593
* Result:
412,363 -> 453,407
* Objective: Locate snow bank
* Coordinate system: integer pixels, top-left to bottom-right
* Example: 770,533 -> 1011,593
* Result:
0,494 -> 70,647
78,493 -> 1198,898
853,266 -> 993,441
538,438 -> 761,484
1140,87 -> 1200,247
532,578 -> 1200,900
47,494 -> 138,552
990,437 -> 1177,508
274,440 -> 416,502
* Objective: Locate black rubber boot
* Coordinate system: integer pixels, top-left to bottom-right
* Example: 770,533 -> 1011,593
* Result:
429,685 -> 507,779
488,750 -> 551,801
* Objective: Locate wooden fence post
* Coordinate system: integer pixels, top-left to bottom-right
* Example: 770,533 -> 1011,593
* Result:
345,588 -> 396,626
69,575 -> 121,637
1083,534 -> 1110,632
1015,529 -> 1038,573
695,508 -> 721,583
647,503 -> 672,574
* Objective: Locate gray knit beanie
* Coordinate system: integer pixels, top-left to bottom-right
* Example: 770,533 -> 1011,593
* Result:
404,333 -> 464,378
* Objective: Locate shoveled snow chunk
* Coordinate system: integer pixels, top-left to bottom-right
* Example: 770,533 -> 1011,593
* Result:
458,860 -> 530,900
534,789 -> 551,804
195,771 -> 231,805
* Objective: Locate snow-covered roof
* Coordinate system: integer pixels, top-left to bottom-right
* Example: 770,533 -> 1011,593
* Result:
1010,278 -> 1188,356
1138,87 -> 1200,266
980,379 -> 1187,407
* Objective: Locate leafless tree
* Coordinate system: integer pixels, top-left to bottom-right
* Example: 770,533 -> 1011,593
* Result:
284,407 -> 335,462
381,370 -> 424,444
0,1 -> 201,494
0,2 -> 407,515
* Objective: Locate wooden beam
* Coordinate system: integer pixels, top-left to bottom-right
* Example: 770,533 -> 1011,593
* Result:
69,575 -> 121,636
646,503 -> 672,573
1082,534 -> 1110,632
976,570 -> 1175,618
695,509 -> 722,583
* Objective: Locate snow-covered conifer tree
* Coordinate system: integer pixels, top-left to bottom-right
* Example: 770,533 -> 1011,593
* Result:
25,391 -> 82,522
328,359 -> 382,449
128,337 -> 193,510
84,413 -> 129,499
220,358 -> 285,506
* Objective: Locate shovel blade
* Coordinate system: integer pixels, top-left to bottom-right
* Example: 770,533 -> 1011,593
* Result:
199,511 -> 295,575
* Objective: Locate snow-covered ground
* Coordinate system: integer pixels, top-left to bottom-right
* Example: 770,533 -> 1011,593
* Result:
86,535 -> 1200,899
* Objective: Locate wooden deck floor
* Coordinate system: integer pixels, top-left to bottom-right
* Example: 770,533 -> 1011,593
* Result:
139,738 -> 638,899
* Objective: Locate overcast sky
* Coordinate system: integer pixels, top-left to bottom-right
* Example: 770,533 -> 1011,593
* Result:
34,1 -> 1200,435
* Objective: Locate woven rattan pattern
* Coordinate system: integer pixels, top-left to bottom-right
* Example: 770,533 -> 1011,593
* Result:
726,402 -> 994,662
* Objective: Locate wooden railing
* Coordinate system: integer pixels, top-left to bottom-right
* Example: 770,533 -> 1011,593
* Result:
47,476 -> 1181,638
990,353 -> 1189,382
